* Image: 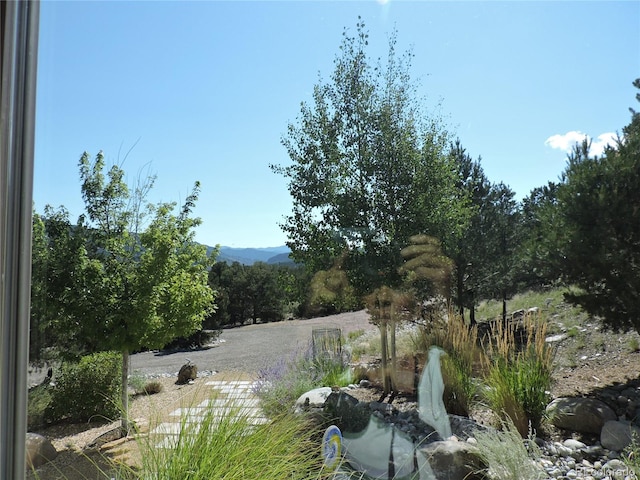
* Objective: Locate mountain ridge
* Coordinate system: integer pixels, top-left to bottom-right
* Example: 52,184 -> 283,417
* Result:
206,245 -> 293,265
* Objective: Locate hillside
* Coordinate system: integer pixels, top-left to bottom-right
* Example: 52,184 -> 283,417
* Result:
208,245 -> 293,265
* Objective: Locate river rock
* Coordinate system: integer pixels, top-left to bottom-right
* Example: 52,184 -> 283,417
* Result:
546,397 -> 617,434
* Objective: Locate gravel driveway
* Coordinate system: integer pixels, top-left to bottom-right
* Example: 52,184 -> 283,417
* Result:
130,310 -> 375,377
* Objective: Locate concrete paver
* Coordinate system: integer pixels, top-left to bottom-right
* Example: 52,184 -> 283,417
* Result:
149,379 -> 267,448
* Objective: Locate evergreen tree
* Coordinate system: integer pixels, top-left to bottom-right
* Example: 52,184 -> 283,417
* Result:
555,79 -> 640,331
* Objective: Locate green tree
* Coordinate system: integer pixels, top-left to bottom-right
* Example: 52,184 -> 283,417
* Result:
31,206 -> 91,356
555,79 -> 640,331
208,261 -> 288,325
482,182 -> 521,322
518,181 -> 562,288
29,212 -> 47,364
272,20 -> 464,296
245,262 -> 285,323
39,152 -> 215,431
447,140 -> 492,323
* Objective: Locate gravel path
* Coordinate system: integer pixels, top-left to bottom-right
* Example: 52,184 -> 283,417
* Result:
130,310 -> 375,377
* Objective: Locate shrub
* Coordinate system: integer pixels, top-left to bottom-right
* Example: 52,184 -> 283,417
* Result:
128,371 -> 147,394
129,372 -> 163,396
46,351 -> 122,423
27,383 -> 51,429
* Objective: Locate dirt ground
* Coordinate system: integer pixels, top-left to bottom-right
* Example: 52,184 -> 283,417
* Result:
128,310 -> 377,378
27,309 -> 640,479
27,311 -> 377,479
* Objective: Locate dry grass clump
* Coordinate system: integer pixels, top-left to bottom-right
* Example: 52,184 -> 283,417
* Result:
414,312 -> 485,417
482,313 -> 554,436
141,381 -> 163,395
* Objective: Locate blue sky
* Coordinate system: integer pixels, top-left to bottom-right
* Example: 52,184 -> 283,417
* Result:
35,1 -> 639,248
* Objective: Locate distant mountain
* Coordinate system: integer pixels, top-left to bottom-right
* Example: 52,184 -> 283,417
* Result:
211,245 -> 293,265
265,251 -> 295,265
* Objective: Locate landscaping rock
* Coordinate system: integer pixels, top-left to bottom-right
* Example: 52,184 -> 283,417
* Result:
419,439 -> 486,480
294,387 -> 333,413
176,362 -> 197,384
546,397 -> 617,434
600,420 -> 640,451
324,390 -> 370,433
25,433 -> 57,469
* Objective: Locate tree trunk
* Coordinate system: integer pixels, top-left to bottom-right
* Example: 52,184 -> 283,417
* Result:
502,291 -> 507,325
121,350 -> 129,435
390,320 -> 397,393
469,291 -> 476,326
379,321 -> 390,395
456,269 -> 465,318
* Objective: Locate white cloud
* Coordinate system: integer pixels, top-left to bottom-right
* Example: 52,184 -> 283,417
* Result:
544,131 -> 588,153
590,132 -> 617,156
544,130 -> 617,156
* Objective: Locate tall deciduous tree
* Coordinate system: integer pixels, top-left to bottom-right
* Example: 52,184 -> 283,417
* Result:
272,20 -> 465,295
555,79 -> 640,332
37,152 -> 215,432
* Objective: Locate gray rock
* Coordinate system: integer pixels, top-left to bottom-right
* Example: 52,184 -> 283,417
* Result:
603,458 -> 626,470
419,440 -> 486,480
546,333 -> 568,343
600,420 -> 640,451
294,386 -> 333,412
546,397 -> 617,434
25,433 -> 57,469
563,438 -> 587,451
324,390 -> 370,433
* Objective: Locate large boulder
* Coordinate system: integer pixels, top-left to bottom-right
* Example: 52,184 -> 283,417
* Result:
176,362 -> 198,385
600,420 -> 640,451
546,397 -> 617,434
25,433 -> 57,469
419,440 -> 486,480
294,387 -> 333,413
324,390 -> 370,433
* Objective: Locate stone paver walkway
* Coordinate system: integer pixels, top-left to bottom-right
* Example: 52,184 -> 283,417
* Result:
149,379 -> 268,448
